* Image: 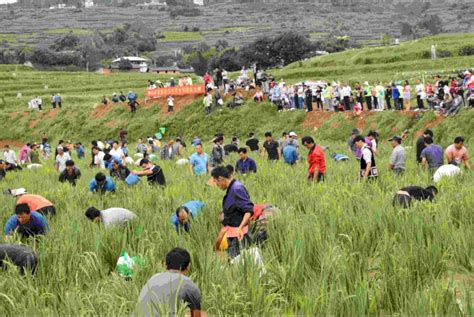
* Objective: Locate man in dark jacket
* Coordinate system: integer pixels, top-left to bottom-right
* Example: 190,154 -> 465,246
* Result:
416,129 -> 433,163
393,186 -> 438,208
59,160 -> 81,186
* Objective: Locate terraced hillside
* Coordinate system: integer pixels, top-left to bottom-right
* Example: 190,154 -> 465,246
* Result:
0,0 -> 473,56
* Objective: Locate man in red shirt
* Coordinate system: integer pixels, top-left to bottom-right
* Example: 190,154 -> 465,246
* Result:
302,136 -> 326,182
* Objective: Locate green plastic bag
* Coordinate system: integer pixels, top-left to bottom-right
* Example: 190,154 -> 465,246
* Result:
117,250 -> 144,278
159,127 -> 167,135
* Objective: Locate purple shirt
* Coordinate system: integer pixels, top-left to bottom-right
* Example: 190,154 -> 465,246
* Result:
235,157 -> 257,174
420,144 -> 444,170
222,180 -> 254,227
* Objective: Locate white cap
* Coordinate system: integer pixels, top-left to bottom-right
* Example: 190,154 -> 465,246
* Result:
57,146 -> 64,151
289,131 -> 298,137
11,188 -> 27,196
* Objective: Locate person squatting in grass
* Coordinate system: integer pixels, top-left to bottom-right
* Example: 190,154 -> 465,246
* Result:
0,244 -> 38,274
110,159 -> 131,181
5,188 -> 56,216
393,186 -> 438,208
212,165 -> 254,259
0,159 -> 6,180
85,207 -> 136,228
4,203 -> 49,241
445,136 -> 470,169
135,248 -> 204,317
131,159 -> 166,186
88,172 -> 116,193
302,136 -> 326,182
171,201 -> 205,234
59,160 -> 81,186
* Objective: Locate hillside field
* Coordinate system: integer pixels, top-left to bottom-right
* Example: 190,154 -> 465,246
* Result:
0,33 -> 473,315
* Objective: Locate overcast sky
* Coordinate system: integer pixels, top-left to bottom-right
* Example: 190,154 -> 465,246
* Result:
0,0 -> 17,4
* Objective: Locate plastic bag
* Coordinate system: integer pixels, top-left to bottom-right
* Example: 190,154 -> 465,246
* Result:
117,250 -> 144,278
230,247 -> 266,276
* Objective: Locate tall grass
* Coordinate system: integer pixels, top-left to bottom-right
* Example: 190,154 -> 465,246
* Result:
0,142 -> 472,315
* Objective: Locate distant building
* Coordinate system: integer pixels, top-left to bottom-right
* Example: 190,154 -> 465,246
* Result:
111,56 -> 150,71
85,0 -> 94,7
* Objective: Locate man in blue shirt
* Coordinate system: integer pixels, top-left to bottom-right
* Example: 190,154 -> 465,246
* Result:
189,144 -> 209,176
103,154 -> 123,170
4,203 -> 49,240
88,172 -> 116,193
171,201 -> 205,233
75,143 -> 85,159
235,148 -> 257,174
283,139 -> 299,165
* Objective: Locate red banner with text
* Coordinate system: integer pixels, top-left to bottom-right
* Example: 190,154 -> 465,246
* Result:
146,85 -> 205,99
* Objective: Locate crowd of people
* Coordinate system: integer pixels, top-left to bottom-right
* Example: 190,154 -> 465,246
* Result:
200,66 -> 474,116
0,122 -> 470,315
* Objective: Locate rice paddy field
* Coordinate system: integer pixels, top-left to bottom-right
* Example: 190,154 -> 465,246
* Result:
0,140 -> 472,315
0,32 -> 473,315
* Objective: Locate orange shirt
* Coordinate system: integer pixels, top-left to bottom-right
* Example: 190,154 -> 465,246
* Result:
17,194 -> 53,211
308,145 -> 326,175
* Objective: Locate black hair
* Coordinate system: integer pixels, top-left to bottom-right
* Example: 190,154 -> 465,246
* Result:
92,146 -> 100,151
113,140 -> 119,145
367,131 -> 378,138
249,132 -> 254,137
423,129 -> 434,137
0,159 -> 4,164
103,154 -> 112,162
175,206 -> 190,218
264,132 -> 272,137
139,158 -> 150,166
426,186 -> 438,196
238,147 -> 247,154
15,203 -> 30,215
232,137 -> 238,142
95,173 -> 106,182
301,136 -> 315,145
454,136 -> 464,144
211,165 -> 233,179
424,136 -> 433,145
165,248 -> 191,271
85,207 -> 101,220
58,140 -> 64,144
282,132 -> 288,136
353,135 -> 365,144
214,136 -> 224,143
65,160 -> 75,167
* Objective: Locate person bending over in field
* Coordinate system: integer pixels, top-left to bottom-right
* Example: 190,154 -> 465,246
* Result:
4,203 -> 49,240
171,201 -> 205,234
131,159 -> 166,186
0,160 -> 6,180
393,186 -> 438,208
110,159 -> 130,181
88,172 -> 116,194
85,207 -> 136,229
211,165 -> 254,259
5,188 -> 56,216
0,244 -> 38,274
59,160 -> 81,186
135,248 -> 203,317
